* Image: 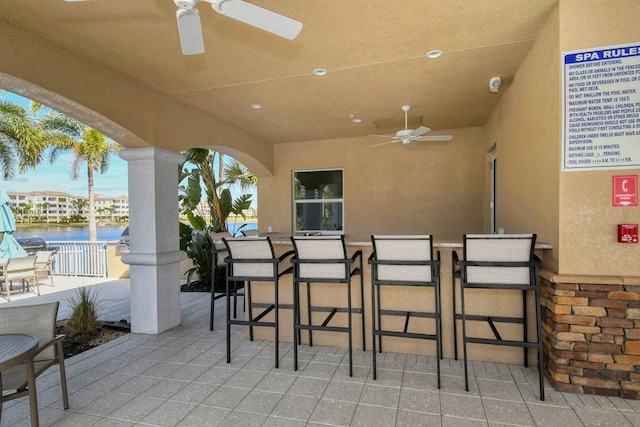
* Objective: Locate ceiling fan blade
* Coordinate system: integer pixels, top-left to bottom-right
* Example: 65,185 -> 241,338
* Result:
369,139 -> 401,148
212,0 -> 303,40
405,141 -> 418,149
411,126 -> 431,137
176,8 -> 205,55
417,135 -> 453,141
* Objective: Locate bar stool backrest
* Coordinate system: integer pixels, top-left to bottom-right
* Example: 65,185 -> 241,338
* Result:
291,235 -> 348,280
464,234 -> 536,285
223,237 -> 276,278
209,231 -> 233,266
371,235 -> 433,282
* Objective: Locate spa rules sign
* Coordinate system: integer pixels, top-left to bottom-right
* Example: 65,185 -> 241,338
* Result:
562,42 -> 640,171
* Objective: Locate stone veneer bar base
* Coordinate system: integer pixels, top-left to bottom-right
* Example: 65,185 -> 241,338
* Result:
540,270 -> 640,399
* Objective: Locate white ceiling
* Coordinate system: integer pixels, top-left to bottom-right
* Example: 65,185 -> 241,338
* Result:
1,0 -> 557,144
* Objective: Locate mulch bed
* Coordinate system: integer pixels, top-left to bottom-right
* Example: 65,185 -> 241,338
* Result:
58,280 -> 222,359
56,320 -> 130,359
180,281 -> 212,293
180,278 -> 243,295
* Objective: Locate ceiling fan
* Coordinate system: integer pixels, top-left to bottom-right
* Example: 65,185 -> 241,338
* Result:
369,105 -> 453,148
64,0 -> 303,55
173,0 -> 303,55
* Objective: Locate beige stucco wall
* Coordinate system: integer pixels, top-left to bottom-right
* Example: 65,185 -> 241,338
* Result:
259,128 -> 486,241
106,242 -> 130,278
108,243 -> 196,280
484,3 -> 561,272
556,0 -> 640,276
485,0 -> 640,277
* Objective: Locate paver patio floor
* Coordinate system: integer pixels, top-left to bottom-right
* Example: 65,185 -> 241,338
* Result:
1,277 -> 640,426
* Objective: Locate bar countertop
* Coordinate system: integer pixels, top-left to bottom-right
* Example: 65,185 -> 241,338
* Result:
259,233 -> 553,250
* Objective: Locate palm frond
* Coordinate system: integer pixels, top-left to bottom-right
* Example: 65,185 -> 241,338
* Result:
224,159 -> 257,191
0,140 -> 16,179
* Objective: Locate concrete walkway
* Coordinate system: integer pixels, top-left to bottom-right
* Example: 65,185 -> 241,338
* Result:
0,275 -> 133,322
1,277 -> 640,426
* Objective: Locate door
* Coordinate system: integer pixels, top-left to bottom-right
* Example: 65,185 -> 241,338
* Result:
490,150 -> 497,234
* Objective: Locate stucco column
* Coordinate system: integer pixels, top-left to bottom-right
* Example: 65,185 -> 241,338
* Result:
119,147 -> 186,334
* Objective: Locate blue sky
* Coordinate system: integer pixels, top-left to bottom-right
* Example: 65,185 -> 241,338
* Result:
1,91 -> 129,198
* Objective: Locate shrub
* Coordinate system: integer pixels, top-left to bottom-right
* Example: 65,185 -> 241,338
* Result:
67,286 -> 101,335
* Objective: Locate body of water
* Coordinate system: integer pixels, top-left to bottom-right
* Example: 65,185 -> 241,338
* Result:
15,225 -> 127,242
15,222 -> 258,242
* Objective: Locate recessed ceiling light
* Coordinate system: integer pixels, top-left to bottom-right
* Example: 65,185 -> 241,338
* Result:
349,114 -> 362,123
312,68 -> 328,76
426,50 -> 443,59
250,103 -> 262,109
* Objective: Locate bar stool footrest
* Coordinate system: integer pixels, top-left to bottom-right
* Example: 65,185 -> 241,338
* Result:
374,330 -> 438,341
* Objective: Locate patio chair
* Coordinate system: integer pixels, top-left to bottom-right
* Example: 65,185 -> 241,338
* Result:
1,255 -> 39,301
240,229 -> 260,237
222,237 -> 293,367
35,250 -> 56,287
209,231 -> 244,331
369,235 -> 441,387
290,235 -> 365,376
0,302 -> 69,416
452,233 -> 544,400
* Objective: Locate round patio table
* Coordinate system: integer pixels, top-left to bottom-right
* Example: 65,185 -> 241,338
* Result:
0,334 -> 39,427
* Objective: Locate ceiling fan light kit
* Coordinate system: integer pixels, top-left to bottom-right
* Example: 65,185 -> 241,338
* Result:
369,105 -> 453,148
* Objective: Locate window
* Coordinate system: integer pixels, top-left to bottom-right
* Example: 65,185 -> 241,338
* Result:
293,169 -> 344,234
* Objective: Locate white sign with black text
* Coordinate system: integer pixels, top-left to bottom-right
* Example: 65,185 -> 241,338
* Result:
562,42 -> 640,171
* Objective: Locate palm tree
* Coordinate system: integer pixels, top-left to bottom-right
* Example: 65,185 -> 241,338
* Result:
106,205 -> 116,223
42,202 -> 51,223
71,198 -> 87,216
0,94 -> 47,179
225,159 -> 257,191
24,202 -> 33,223
218,153 -> 225,185
38,112 -> 120,241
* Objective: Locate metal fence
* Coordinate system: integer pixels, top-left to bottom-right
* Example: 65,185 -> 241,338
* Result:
47,241 -> 108,278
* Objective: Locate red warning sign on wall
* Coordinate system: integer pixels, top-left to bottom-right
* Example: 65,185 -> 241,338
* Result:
613,175 -> 638,207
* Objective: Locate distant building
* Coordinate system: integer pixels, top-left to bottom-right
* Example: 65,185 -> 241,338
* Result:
7,191 -> 129,223
177,200 -> 257,222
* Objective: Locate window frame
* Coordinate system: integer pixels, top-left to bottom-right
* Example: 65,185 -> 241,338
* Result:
292,168 -> 344,235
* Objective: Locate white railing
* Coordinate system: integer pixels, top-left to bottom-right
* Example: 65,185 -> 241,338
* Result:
47,241 -> 108,278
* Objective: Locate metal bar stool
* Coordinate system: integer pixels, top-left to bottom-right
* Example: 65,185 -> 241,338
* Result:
369,235 -> 441,387
290,235 -> 365,377
452,233 -> 544,400
223,236 -> 293,368
209,232 -> 244,331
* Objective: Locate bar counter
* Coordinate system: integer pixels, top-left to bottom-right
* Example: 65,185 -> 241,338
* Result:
243,234 -> 552,365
